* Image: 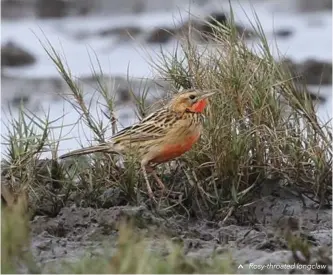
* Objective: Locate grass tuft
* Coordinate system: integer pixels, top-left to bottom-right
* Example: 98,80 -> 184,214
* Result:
1,194 -> 40,273
149,6 -> 332,217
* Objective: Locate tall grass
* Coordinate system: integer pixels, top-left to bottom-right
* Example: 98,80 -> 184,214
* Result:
149,9 -> 332,217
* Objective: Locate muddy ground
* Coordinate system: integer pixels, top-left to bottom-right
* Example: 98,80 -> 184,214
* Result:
27,180 -> 332,274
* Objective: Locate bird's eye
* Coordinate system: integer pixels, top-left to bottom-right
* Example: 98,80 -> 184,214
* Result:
189,95 -> 196,100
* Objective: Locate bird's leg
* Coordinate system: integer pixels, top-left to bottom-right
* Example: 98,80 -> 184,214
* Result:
141,163 -> 154,198
146,167 -> 166,191
153,171 -> 166,191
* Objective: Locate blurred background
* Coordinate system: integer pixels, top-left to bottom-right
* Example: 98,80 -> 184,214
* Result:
1,0 -> 332,156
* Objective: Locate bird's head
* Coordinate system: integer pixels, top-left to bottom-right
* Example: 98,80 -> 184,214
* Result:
169,90 -> 216,114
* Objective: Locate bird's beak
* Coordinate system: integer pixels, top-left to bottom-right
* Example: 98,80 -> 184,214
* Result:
198,91 -> 217,100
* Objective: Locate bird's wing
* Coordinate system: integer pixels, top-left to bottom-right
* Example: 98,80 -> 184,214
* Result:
111,108 -> 176,143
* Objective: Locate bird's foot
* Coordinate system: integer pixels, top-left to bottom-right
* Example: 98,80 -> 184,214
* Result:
147,189 -> 158,203
158,184 -> 168,193
157,184 -> 167,193
151,172 -> 167,191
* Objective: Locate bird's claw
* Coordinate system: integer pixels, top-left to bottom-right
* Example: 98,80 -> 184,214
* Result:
148,193 -> 157,203
158,185 -> 167,193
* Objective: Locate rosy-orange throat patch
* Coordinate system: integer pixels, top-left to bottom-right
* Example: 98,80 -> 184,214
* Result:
191,99 -> 208,113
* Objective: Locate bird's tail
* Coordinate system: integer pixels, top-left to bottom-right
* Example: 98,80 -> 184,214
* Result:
59,143 -> 115,159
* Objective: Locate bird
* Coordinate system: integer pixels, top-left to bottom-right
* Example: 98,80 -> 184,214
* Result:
59,89 -> 216,198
